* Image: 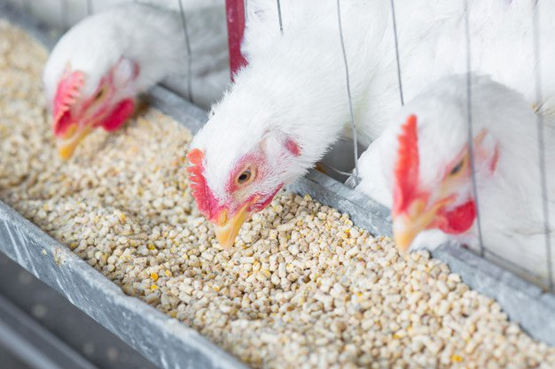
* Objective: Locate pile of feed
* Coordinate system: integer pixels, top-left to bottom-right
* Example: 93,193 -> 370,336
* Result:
1,20 -> 554,369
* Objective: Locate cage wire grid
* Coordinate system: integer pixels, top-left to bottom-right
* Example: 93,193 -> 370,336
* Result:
1,0 -> 555,352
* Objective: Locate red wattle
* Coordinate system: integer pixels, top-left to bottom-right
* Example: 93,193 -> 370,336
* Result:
101,99 -> 135,132
438,200 -> 476,234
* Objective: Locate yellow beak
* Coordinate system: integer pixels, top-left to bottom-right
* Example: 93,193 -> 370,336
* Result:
392,198 -> 439,252
56,123 -> 92,160
214,203 -> 254,249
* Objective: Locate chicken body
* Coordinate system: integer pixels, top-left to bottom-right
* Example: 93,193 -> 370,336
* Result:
189,0 -> 555,248
239,0 -> 555,146
43,2 -> 228,158
356,74 -> 555,285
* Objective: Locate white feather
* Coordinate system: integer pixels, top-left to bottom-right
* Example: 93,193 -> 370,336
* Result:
43,2 -> 229,109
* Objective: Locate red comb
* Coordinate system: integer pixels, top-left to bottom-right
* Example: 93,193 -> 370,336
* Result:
53,70 -> 84,135
393,115 -> 420,215
186,148 -> 220,221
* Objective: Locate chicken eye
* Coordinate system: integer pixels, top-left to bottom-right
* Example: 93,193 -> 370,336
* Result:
449,158 -> 465,176
236,167 -> 256,185
238,170 -> 251,183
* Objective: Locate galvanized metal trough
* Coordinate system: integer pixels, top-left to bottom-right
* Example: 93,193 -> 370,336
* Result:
0,2 -> 553,369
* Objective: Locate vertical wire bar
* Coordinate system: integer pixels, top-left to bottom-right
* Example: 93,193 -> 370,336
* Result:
463,0 -> 485,256
389,0 -> 404,106
531,3 -> 554,292
21,0 -> 31,13
336,0 -> 359,184
86,0 -> 93,15
276,0 -> 284,35
178,0 -> 194,104
244,0 -> 248,26
60,0 -> 69,32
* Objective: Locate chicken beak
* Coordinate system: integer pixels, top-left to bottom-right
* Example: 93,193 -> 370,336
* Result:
392,198 -> 439,252
56,123 -> 92,160
214,202 -> 254,249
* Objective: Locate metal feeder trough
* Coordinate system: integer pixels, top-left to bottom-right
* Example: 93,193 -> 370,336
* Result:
0,2 -> 554,369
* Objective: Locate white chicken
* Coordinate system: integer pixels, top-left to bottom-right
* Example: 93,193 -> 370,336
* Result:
355,74 -> 555,285
43,1 -> 229,159
188,0 -> 555,248
10,0 -> 224,37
